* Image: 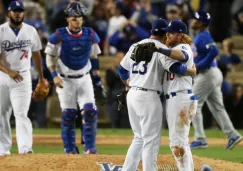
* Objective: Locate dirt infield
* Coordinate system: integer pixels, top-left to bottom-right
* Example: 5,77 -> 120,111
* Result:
3,134 -> 242,171
0,154 -> 243,171
12,134 -> 243,146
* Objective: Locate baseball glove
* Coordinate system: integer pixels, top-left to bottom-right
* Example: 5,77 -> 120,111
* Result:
117,90 -> 128,112
32,79 -> 50,101
130,42 -> 158,63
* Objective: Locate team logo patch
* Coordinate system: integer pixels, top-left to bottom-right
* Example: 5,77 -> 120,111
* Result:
96,162 -> 139,171
96,162 -> 123,171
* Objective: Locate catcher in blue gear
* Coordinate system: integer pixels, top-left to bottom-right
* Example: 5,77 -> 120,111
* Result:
45,1 -> 103,154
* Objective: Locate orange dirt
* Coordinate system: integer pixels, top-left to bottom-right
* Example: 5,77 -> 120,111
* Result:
2,134 -> 242,171
0,154 -> 242,171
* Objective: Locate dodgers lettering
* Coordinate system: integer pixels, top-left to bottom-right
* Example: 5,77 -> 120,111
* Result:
1,40 -> 31,51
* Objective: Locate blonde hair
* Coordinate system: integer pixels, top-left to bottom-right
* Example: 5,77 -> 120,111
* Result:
181,34 -> 192,45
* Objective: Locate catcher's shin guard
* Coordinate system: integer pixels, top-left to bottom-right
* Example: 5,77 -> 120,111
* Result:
82,103 -> 98,153
61,109 -> 77,154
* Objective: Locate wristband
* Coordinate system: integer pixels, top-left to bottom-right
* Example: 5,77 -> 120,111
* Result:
90,58 -> 99,70
51,71 -> 58,78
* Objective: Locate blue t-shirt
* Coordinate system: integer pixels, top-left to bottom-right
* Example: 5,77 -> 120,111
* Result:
219,53 -> 241,65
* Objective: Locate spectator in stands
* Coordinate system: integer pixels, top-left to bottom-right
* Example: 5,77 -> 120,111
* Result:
109,20 -> 149,53
48,0 -> 69,32
234,7 -> 243,35
105,52 -> 126,128
118,0 -> 136,19
90,2 -> 109,54
104,1 -> 127,55
219,38 -> 241,66
225,84 -> 243,129
166,4 -> 180,22
130,1 -> 158,32
0,0 -> 6,24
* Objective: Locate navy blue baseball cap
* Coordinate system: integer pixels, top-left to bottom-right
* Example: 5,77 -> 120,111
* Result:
8,1 -> 25,11
151,18 -> 168,34
162,20 -> 187,34
193,10 -> 211,25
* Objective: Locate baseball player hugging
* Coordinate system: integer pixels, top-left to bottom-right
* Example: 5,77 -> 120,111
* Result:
118,18 -> 196,171
138,20 -> 198,171
45,2 -> 102,154
0,1 -> 48,155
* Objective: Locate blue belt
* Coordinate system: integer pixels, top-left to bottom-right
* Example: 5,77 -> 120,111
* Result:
165,90 -> 192,99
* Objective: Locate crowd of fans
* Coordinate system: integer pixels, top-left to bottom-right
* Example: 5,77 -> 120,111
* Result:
1,0 -> 243,129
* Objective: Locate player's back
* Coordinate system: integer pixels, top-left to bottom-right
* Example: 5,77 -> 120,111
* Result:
163,43 -> 194,94
120,38 -> 167,92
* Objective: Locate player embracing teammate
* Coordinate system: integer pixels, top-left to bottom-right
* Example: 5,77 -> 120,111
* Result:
118,19 -> 197,171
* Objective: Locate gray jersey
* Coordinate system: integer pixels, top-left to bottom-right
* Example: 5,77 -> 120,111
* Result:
120,38 -> 167,92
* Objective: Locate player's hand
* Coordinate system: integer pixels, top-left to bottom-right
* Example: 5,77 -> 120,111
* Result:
53,76 -> 63,88
7,70 -> 24,83
191,64 -> 197,77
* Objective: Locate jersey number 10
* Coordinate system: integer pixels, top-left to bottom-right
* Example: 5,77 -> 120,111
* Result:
166,71 -> 175,81
132,63 -> 147,75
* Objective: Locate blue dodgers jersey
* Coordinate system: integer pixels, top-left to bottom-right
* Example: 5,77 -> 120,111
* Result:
48,27 -> 100,70
193,30 -> 217,68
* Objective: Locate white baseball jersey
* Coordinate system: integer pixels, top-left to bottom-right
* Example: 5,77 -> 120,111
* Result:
163,44 -> 194,94
45,39 -> 101,75
0,22 -> 42,72
120,38 -> 167,92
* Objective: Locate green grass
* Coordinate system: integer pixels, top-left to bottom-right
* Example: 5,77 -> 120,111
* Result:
10,145 -> 243,163
11,128 -> 243,138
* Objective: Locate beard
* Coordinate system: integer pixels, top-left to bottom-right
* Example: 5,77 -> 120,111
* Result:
166,39 -> 177,47
9,15 -> 24,26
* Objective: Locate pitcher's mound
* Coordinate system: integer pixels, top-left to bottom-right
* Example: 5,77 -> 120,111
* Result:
0,154 -> 242,171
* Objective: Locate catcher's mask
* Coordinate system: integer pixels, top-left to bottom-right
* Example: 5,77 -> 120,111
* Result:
64,1 -> 87,17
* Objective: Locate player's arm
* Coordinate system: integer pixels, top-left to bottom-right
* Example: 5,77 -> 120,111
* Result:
45,32 -> 63,88
118,46 -> 133,88
0,57 -> 23,82
169,62 -> 197,77
118,65 -> 130,87
31,29 -> 47,85
157,47 -> 188,61
90,30 -> 103,87
195,42 -> 219,70
32,51 -> 44,81
162,56 -> 196,77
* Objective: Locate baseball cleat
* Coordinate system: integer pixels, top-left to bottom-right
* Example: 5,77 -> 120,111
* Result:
190,141 -> 208,149
225,135 -> 243,150
84,148 -> 97,154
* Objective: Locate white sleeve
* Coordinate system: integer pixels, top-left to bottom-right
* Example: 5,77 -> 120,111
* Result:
90,43 -> 101,56
120,45 -> 135,70
46,54 -> 59,68
45,42 -> 60,56
31,29 -> 42,52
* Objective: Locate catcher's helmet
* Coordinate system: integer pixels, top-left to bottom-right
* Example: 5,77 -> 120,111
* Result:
64,1 -> 87,17
193,10 -> 211,26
